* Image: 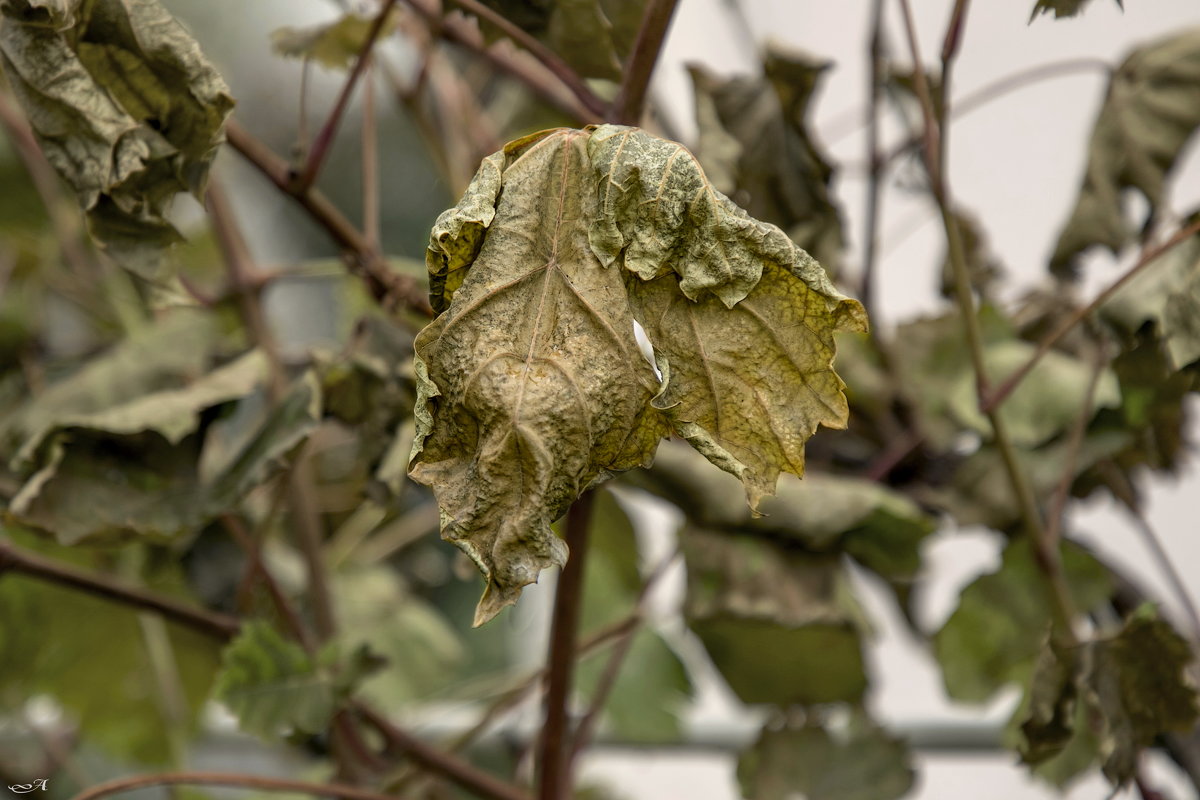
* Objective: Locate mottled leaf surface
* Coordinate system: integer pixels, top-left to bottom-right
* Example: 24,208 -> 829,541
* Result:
1050,29 -> 1200,276
413,125 -> 862,624
0,0 -> 234,284
737,714 -> 914,800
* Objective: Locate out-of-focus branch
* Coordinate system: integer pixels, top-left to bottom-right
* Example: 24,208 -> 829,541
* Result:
222,118 -> 432,316
445,0 -> 606,117
0,539 -> 241,640
610,0 -> 680,125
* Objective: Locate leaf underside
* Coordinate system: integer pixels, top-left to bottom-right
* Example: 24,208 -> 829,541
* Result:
411,124 -> 865,625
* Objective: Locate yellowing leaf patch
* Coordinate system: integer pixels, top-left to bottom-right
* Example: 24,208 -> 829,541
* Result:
411,125 -> 865,624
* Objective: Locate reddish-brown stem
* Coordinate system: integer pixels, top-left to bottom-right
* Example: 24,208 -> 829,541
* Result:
980,216 -> 1200,413
223,118 -> 432,316
220,513 -> 316,652
538,491 -> 595,800
860,0 -> 886,317
0,89 -> 98,278
445,0 -> 606,117
70,771 -> 396,800
610,0 -> 680,125
355,703 -> 533,800
362,61 -> 381,253
294,0 -> 399,193
0,539 -> 240,640
401,0 -> 597,124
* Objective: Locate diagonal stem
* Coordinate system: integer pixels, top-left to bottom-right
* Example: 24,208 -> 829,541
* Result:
70,772 -> 397,800
0,538 -> 241,640
223,118 -> 432,316
445,0 -> 606,117
294,0 -> 399,193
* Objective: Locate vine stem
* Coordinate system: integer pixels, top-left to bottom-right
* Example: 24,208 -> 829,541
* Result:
979,215 -> 1200,413
610,0 -> 681,125
0,538 -> 241,640
400,0 -> 597,123
293,0 -> 399,193
444,0 -> 606,117
538,490 -> 595,800
859,0 -> 886,318
896,0 -> 1080,645
69,772 -> 396,800
223,118 -> 432,316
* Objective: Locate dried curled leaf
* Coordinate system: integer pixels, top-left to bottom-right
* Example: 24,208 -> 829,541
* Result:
1050,28 -> 1200,277
412,125 -> 864,624
0,0 -> 233,285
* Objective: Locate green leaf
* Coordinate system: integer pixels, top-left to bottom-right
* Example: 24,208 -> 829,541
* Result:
1030,0 -> 1123,21
689,45 -> 845,273
0,0 -> 233,286
212,621 -> 336,739
945,340 -> 1120,447
737,713 -> 914,800
1102,225 -> 1200,370
934,538 -> 1112,703
683,526 -> 867,705
1050,28 -> 1200,277
412,125 -> 864,625
271,11 -> 397,70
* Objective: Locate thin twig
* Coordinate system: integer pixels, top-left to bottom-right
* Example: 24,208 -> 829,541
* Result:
1043,343 -> 1107,550
445,0 -> 606,117
567,546 -> 681,763
221,513 -> 317,652
362,61 -> 381,253
294,0 -> 399,192
610,0 -> 681,125
223,118 -> 432,316
0,88 -> 99,278
538,491 -> 595,800
0,539 -> 240,640
354,703 -> 533,800
70,772 -> 397,800
896,0 -> 1079,645
206,181 -> 338,644
980,216 -> 1200,414
1127,509 -> 1200,644
860,0 -> 886,317
401,0 -> 598,123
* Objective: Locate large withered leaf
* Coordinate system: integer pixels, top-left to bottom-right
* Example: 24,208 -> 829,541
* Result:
588,125 -> 866,508
412,129 -> 667,626
1050,28 -> 1200,277
0,0 -> 233,285
413,125 -> 862,625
